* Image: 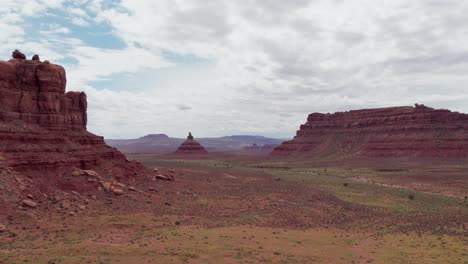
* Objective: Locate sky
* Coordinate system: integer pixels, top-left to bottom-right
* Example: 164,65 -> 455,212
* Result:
1,0 -> 468,139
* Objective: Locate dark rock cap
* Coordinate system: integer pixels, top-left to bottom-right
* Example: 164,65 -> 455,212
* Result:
12,49 -> 26,60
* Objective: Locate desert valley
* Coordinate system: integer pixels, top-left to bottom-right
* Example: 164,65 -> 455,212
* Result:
1,2 -> 468,264
0,51 -> 466,264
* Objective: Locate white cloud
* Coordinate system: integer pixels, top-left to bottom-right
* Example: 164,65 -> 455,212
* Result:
70,17 -> 90,27
1,0 -> 468,138
40,24 -> 71,34
68,7 -> 88,17
66,45 -> 172,85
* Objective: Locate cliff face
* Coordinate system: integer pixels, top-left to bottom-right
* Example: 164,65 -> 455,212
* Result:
0,52 -> 147,183
0,58 -> 86,131
272,105 -> 468,159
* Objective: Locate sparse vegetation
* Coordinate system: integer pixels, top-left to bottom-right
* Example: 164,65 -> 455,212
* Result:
1,156 -> 466,263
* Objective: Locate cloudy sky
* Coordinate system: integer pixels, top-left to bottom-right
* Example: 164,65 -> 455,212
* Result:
1,0 -> 468,139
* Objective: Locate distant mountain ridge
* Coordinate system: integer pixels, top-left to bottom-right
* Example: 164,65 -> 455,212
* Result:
140,134 -> 170,140
106,134 -> 287,154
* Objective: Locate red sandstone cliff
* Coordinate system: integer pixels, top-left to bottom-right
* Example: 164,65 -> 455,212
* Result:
0,51 -> 149,195
272,105 -> 468,159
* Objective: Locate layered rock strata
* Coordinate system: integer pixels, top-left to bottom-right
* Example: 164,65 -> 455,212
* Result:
272,105 -> 468,159
174,132 -> 208,154
0,51 -> 147,183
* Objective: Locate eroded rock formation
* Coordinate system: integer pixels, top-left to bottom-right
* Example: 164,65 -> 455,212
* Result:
272,105 -> 468,159
12,50 -> 26,60
0,51 -> 148,191
175,132 -> 208,154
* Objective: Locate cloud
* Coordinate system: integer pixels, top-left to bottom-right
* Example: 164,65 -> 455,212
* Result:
66,45 -> 171,85
70,17 -> 90,27
39,24 -> 71,34
1,0 -> 468,138
177,104 -> 192,111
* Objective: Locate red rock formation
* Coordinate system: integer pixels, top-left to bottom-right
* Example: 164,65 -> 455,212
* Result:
174,132 -> 208,154
272,105 -> 468,159
12,50 -> 26,60
0,51 -> 148,191
0,58 -> 87,131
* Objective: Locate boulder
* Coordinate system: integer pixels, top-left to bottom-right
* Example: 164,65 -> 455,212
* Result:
22,199 -> 37,208
115,182 -> 125,188
112,188 -> 124,195
82,170 -> 99,178
101,182 -> 112,192
156,174 -> 172,181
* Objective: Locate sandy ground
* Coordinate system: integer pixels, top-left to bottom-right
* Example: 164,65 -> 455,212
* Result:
1,157 -> 467,263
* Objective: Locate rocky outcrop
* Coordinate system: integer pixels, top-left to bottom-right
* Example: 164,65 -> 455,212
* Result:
12,50 -> 26,60
272,105 -> 468,159
0,58 -> 87,131
0,51 -> 149,192
174,132 -> 208,154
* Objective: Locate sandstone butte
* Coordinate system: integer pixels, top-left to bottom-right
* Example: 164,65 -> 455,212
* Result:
272,105 -> 468,159
0,50 -> 150,195
174,132 -> 208,154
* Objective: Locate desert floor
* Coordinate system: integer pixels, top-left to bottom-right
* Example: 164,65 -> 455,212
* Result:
1,155 -> 467,263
